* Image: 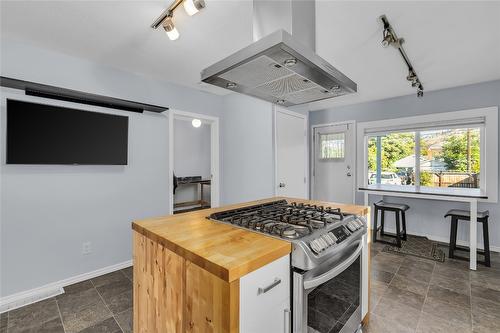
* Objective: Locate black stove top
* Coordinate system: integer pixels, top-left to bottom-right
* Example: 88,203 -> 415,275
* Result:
208,200 -> 351,240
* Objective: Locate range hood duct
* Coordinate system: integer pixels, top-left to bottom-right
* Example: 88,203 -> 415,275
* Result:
201,0 -> 356,107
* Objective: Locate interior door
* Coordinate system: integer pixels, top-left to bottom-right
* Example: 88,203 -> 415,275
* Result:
276,109 -> 307,198
313,123 -> 355,204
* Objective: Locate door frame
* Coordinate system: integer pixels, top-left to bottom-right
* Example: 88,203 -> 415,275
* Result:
168,109 -> 220,214
273,106 -> 309,199
311,120 -> 357,204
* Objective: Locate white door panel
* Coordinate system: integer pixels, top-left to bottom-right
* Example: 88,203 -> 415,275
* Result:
313,123 -> 355,204
276,109 -> 307,198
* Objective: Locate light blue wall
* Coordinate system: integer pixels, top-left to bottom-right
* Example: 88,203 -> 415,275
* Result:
0,38 -> 223,297
310,80 -> 500,249
221,93 -> 275,205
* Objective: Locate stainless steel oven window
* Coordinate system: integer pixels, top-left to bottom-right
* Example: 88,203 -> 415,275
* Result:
293,241 -> 363,333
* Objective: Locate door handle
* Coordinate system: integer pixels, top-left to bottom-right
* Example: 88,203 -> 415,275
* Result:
258,278 -> 282,294
284,308 -> 290,333
279,182 -> 286,188
347,172 -> 352,177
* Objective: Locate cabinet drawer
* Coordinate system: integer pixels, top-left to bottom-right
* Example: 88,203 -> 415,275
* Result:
240,254 -> 290,306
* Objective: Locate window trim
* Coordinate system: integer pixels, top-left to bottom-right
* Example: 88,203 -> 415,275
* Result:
357,107 -> 498,203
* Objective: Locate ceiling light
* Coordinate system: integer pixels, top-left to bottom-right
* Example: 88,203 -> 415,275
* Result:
381,30 -> 395,48
151,0 -> 207,40
183,0 -> 205,16
163,17 -> 179,41
226,82 -> 237,89
380,15 -> 424,98
192,118 -> 202,128
284,58 -> 297,67
406,71 -> 417,82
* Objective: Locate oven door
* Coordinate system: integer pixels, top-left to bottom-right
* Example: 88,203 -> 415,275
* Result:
293,240 -> 363,333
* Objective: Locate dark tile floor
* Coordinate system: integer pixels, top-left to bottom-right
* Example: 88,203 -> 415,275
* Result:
2,244 -> 500,333
365,242 -> 500,333
1,267 -> 132,333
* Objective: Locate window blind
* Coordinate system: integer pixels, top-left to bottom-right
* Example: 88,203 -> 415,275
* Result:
364,117 -> 485,136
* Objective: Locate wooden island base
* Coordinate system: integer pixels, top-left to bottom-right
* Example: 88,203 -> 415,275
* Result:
133,232 -> 240,332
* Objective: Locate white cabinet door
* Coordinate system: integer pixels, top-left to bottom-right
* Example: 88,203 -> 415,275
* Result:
240,255 -> 291,333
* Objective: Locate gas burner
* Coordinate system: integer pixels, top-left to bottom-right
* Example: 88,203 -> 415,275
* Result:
209,200 -> 355,241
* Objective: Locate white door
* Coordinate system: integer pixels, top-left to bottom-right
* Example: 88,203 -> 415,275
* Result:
313,123 -> 355,204
275,109 -> 307,198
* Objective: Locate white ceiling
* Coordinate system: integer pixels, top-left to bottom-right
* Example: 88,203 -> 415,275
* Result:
1,1 -> 499,110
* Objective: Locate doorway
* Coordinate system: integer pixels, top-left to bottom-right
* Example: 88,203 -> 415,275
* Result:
312,121 -> 356,204
274,107 -> 308,199
168,110 -> 219,214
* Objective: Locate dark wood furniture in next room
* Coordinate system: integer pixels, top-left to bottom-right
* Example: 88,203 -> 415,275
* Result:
173,175 -> 211,212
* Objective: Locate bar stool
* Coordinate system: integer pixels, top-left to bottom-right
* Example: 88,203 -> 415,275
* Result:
445,209 -> 491,267
373,200 -> 409,248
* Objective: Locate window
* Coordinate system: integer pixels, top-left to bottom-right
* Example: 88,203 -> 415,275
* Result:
358,107 -> 498,201
320,132 -> 345,159
368,127 -> 481,188
420,128 -> 480,188
368,132 -> 415,186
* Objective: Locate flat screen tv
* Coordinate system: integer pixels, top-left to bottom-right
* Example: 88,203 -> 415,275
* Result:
6,99 -> 128,165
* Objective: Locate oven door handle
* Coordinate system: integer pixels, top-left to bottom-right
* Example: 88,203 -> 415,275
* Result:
303,241 -> 363,290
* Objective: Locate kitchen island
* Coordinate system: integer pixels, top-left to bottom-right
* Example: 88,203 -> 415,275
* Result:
132,197 -> 370,332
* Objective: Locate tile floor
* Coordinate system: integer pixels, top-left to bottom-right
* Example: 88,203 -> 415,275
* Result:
365,242 -> 500,333
2,244 -> 500,333
1,267 -> 132,333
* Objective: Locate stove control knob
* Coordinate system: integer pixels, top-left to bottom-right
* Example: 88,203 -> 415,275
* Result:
327,232 -> 338,243
317,237 -> 328,250
310,239 -> 322,254
322,234 -> 334,246
346,222 -> 356,232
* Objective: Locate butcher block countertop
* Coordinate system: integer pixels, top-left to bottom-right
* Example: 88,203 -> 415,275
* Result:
132,197 -> 369,282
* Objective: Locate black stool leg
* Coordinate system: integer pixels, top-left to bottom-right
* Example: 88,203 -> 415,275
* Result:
449,217 -> 458,259
401,211 -> 407,241
483,218 -> 491,267
395,210 -> 402,248
373,207 -> 378,244
380,209 -> 385,236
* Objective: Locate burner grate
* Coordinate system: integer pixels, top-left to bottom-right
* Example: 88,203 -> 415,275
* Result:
208,200 -> 350,240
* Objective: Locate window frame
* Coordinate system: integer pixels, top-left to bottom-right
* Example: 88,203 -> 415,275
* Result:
357,107 -> 498,203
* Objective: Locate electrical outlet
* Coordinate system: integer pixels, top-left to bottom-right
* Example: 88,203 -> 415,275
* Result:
82,242 -> 92,255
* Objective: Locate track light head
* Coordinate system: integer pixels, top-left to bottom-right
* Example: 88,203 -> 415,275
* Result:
406,71 -> 417,82
183,0 -> 205,16
162,16 -> 179,40
382,29 -> 397,48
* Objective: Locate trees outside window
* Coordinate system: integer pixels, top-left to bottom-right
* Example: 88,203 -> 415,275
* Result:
368,128 -> 481,188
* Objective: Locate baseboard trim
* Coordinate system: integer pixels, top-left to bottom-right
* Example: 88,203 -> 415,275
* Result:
373,227 -> 500,253
0,259 -> 132,313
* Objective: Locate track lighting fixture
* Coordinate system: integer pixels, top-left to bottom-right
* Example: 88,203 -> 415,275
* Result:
380,15 -> 424,98
150,0 -> 206,40
163,16 -> 179,41
183,0 -> 205,16
381,29 -> 395,48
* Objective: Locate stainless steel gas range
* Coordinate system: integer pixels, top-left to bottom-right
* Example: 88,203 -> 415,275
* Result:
208,199 -> 367,333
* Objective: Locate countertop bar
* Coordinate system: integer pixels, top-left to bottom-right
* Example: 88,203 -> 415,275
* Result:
132,197 -> 369,282
359,184 -> 488,199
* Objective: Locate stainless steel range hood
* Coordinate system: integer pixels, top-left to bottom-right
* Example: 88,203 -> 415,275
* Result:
200,1 -> 356,107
